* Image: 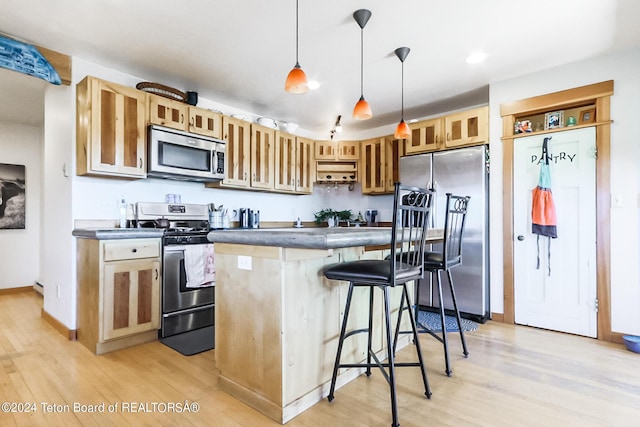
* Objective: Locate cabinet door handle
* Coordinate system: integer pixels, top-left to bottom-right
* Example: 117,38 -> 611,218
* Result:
139,157 -> 143,168
446,133 -> 450,141
132,248 -> 137,253
155,268 -> 159,280
180,114 -> 184,124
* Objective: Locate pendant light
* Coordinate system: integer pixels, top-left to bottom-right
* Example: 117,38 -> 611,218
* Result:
394,47 -> 411,139
352,9 -> 372,120
285,0 -> 309,94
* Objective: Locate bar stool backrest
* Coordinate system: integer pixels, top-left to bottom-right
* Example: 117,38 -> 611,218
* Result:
390,183 -> 435,287
441,193 -> 471,270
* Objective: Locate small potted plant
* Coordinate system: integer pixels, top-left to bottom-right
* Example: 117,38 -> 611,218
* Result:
314,209 -> 352,227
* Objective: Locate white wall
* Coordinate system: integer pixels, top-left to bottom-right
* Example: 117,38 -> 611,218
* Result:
0,121 -> 42,288
488,47 -> 640,335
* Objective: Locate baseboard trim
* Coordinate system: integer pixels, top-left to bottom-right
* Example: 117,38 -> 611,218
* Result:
0,286 -> 34,295
491,312 -> 505,323
41,308 -> 77,341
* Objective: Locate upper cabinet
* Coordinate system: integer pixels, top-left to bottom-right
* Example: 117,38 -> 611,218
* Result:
273,133 -> 313,194
295,137 -> 314,194
250,124 -> 275,190
314,140 -> 360,161
444,106 -> 488,148
148,95 -> 222,139
211,115 -> 251,188
405,118 -> 443,154
76,76 -> 147,179
361,137 -> 386,194
361,136 -> 404,195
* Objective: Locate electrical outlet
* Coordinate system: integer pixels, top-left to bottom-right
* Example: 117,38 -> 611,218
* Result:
238,255 -> 252,271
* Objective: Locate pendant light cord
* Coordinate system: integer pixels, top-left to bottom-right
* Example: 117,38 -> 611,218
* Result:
360,27 -> 364,97
401,60 -> 404,120
295,0 -> 300,66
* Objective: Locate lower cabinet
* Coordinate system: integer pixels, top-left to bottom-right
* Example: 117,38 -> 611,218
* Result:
77,238 -> 161,354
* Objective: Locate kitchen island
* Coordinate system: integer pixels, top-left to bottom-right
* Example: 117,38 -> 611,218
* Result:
207,227 -> 441,423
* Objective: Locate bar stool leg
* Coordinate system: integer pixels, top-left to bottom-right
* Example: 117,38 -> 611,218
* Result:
435,270 -> 452,376
402,284 -> 432,398
366,286 -> 374,376
328,283 -> 355,402
447,270 -> 469,357
382,287 -> 400,427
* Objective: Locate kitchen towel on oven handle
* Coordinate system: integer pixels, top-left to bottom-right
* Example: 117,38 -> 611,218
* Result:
184,244 -> 215,288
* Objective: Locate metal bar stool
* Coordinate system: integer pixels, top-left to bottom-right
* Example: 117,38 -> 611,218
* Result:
323,183 -> 434,427
420,193 -> 471,376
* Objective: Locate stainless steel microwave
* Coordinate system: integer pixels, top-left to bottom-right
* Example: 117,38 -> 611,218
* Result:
147,125 -> 225,182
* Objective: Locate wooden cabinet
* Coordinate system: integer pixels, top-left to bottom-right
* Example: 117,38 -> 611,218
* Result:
361,137 -> 386,194
405,118 -> 443,154
384,136 -> 404,192
250,124 -> 275,190
148,94 -> 222,139
314,140 -> 360,161
444,106 -> 488,148
361,137 -> 404,195
274,131 -> 296,192
216,115 -> 251,188
148,95 -> 187,130
188,107 -> 222,138
77,238 -> 161,355
274,133 -> 313,194
295,137 -> 314,193
76,76 -> 147,178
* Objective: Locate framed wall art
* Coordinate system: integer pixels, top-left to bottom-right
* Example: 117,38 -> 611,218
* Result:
0,163 -> 26,229
580,108 -> 596,124
544,111 -> 564,130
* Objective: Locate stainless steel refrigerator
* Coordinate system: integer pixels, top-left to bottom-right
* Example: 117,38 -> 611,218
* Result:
399,145 -> 490,322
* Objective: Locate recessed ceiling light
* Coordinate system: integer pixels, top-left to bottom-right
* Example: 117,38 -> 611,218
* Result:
307,80 -> 320,90
465,52 -> 486,64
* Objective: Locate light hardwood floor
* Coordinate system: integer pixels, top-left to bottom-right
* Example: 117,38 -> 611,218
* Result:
1,291 -> 638,427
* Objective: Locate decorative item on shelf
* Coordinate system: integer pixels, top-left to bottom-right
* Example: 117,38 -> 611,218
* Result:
566,115 -> 577,126
544,111 -> 564,130
394,46 -> 411,139
257,117 -> 277,129
579,108 -> 596,124
136,82 -> 187,102
284,0 -> 309,94
352,9 -> 373,120
186,91 -> 198,106
514,119 -> 533,134
280,122 -> 298,133
330,115 -> 342,140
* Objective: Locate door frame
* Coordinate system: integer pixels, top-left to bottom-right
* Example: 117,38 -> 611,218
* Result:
499,80 -> 615,342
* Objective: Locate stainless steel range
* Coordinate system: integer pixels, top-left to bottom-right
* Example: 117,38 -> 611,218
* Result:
135,202 -> 215,355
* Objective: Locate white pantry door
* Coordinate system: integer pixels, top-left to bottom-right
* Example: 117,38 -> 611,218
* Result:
513,127 -> 597,337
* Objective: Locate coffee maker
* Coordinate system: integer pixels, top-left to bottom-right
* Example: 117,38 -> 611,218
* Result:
365,209 -> 378,227
239,208 -> 260,228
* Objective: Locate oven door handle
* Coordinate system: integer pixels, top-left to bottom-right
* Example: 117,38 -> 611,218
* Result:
163,303 -> 215,318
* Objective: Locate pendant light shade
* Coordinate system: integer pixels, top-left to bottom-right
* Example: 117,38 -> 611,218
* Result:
353,96 -> 372,120
395,119 -> 411,139
285,0 -> 309,94
352,9 -> 372,120
394,47 -> 411,139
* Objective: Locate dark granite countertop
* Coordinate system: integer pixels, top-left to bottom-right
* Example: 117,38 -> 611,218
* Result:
72,228 -> 165,240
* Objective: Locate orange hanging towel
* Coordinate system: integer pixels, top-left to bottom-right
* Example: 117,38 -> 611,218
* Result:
531,137 -> 557,274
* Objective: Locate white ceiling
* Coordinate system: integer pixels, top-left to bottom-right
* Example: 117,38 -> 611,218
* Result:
1,0 -> 639,136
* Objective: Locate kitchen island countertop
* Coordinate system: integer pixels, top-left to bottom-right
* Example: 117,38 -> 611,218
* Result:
72,228 -> 165,240
207,227 -> 442,249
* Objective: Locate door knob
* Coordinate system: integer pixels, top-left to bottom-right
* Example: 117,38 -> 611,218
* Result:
517,235 -> 525,241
